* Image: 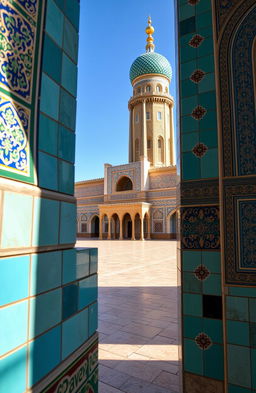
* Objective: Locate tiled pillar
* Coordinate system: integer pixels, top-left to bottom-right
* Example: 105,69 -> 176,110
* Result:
0,1 -> 98,392
177,0 -> 223,391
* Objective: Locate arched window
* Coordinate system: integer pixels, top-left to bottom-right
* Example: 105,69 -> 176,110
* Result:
137,87 -> 141,94
135,138 -> 140,161
81,214 -> 88,232
158,136 -> 164,163
146,85 -> 151,93
156,85 -> 162,93
116,176 -> 133,191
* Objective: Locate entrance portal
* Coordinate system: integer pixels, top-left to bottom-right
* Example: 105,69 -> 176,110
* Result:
123,213 -> 132,239
91,216 -> 99,238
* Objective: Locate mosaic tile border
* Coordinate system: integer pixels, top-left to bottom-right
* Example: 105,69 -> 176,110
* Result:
0,0 -> 44,183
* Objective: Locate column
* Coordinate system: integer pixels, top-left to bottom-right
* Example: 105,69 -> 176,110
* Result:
129,108 -> 133,162
119,215 -> 123,240
142,100 -> 147,158
147,216 -> 151,240
99,215 -> 103,240
132,217 -> 135,240
140,216 -> 144,241
107,215 -> 111,240
169,102 -> 174,166
164,102 -> 168,166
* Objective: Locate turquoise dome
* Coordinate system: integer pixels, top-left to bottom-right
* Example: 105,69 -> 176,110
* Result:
130,52 -> 172,84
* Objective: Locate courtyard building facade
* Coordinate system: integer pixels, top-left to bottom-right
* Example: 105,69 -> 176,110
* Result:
75,18 -> 177,240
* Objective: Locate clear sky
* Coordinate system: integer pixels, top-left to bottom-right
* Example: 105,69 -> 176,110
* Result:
75,0 -> 177,181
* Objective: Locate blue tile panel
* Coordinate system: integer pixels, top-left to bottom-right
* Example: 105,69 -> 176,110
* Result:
62,308 -> 89,360
30,251 -> 62,295
0,346 -> 27,393
0,255 -> 29,306
0,301 -> 28,356
38,0 -> 79,195
79,275 -> 98,310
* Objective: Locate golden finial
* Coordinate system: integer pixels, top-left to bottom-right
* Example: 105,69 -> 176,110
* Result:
145,16 -> 155,52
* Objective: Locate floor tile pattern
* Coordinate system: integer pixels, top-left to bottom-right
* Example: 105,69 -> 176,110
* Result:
76,240 -> 180,393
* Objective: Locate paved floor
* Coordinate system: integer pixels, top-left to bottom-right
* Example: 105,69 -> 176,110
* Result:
76,240 -> 180,393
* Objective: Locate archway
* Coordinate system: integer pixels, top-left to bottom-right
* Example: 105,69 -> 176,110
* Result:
102,214 -> 108,239
122,213 -> 132,239
134,213 -> 141,240
111,214 -> 120,239
91,215 -> 99,238
116,176 -> 133,191
143,213 -> 150,239
167,211 -> 177,239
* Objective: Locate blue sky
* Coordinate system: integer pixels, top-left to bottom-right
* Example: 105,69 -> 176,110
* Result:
75,0 -> 177,181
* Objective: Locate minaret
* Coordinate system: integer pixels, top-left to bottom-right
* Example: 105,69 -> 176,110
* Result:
128,17 -> 175,168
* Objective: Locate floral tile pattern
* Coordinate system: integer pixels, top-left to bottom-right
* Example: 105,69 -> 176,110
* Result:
190,69 -> 205,84
195,332 -> 212,350
189,34 -> 205,48
192,142 -> 208,158
191,105 -> 207,120
194,265 -> 210,281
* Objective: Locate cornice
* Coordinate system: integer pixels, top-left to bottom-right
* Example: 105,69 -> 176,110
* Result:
128,95 -> 174,110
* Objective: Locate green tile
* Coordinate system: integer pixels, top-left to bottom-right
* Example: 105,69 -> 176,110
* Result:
181,59 -> 197,80
45,0 -> 64,46
203,318 -> 223,343
228,345 -> 251,388
200,129 -> 218,148
0,346 -> 26,393
60,202 -> 76,244
183,272 -> 202,293
198,91 -> 216,109
61,54 -> 77,97
38,152 -> 58,191
58,160 -> 74,195
197,55 -> 215,73
228,385 -> 251,393
200,148 -> 219,178
42,34 -> 62,83
182,151 -> 201,180
183,293 -> 202,316
58,126 -> 75,162
196,0 -> 212,14
59,88 -> 77,130
180,32 -> 196,47
184,338 -> 203,374
65,0 -> 80,30
198,72 -> 215,93
183,250 -> 202,272
181,115 -> 199,133
229,288 -> 256,298
183,315 -> 203,338
63,18 -> 79,63
40,73 -> 60,121
199,110 -> 217,130
226,296 -> 249,322
182,132 -> 199,152
196,10 -> 212,30
249,298 -> 256,321
203,273 -> 221,295
180,44 -> 197,63
202,251 -> 221,273
204,344 -> 224,380
38,113 -> 58,156
250,323 -> 256,347
180,16 -> 196,36
198,26 -> 213,38
1,192 -> 32,249
227,320 -> 249,346
181,95 -> 198,115
251,348 -> 256,389
180,4 -> 195,22
197,36 -> 214,57
32,197 -> 59,247
181,79 -> 198,97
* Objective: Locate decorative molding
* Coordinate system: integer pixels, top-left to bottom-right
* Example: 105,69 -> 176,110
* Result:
181,179 -> 219,205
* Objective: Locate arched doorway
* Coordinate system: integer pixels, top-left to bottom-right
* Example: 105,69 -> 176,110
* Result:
143,213 -> 150,239
123,213 -> 132,239
135,213 -> 141,240
116,176 -> 133,191
102,214 -> 108,239
91,215 -> 99,238
111,214 -> 120,239
170,212 -> 177,239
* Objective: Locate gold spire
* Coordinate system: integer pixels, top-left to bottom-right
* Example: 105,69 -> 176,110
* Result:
145,16 -> 155,52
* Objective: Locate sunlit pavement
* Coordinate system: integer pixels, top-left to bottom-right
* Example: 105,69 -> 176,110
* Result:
76,239 -> 180,393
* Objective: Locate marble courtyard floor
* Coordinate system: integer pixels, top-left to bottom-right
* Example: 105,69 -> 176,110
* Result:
76,240 -> 180,393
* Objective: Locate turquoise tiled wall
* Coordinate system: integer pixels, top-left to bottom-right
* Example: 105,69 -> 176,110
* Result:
0,1 -> 99,392
38,0 -> 78,196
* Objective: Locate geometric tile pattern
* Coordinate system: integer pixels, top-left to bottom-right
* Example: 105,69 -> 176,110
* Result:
191,105 -> 207,120
181,206 -> 220,249
190,69 -> 205,84
192,143 -> 208,158
194,265 -> 210,281
0,0 -> 42,183
130,52 -> 172,83
195,332 -> 212,350
189,34 -> 205,48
